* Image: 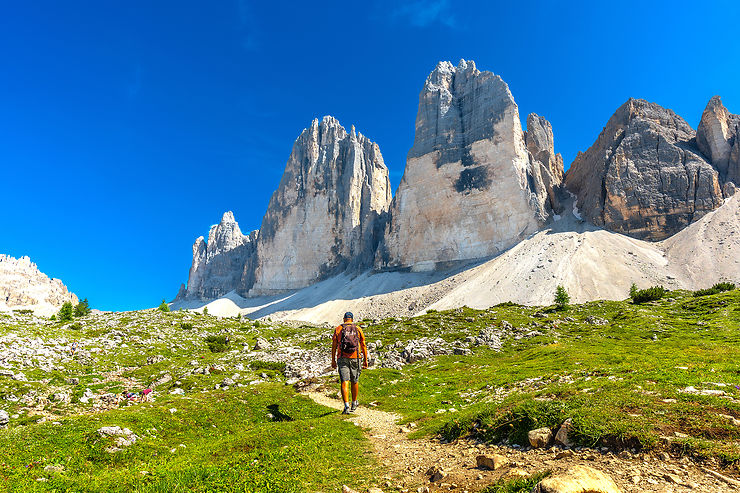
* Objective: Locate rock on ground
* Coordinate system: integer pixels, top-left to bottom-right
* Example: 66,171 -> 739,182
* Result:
528,427 -> 554,448
533,465 -> 621,493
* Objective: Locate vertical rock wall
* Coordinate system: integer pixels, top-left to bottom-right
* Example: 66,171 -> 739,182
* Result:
247,116 -> 392,295
376,60 -> 562,271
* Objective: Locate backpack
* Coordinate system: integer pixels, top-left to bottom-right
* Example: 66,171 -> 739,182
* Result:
339,323 -> 359,354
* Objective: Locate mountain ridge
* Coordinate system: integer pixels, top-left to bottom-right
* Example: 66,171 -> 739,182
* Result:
174,60 -> 740,316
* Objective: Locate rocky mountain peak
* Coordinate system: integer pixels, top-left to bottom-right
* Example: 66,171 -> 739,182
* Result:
178,212 -> 258,300
378,60 -> 561,271
206,211 -> 249,261
697,95 -> 740,185
249,116 -> 391,295
564,98 -> 723,240
0,254 -> 78,315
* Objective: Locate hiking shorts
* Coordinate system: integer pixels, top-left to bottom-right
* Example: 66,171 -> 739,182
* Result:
338,357 -> 361,383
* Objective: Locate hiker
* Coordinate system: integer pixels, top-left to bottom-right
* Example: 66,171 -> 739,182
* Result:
140,388 -> 152,402
331,311 -> 368,414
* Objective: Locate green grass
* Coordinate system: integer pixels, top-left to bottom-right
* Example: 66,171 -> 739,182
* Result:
2,288 -> 740,490
481,471 -> 550,493
0,384 -> 376,492
345,290 -> 740,465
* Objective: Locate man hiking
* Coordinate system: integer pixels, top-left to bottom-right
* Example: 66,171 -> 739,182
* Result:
331,311 -> 368,414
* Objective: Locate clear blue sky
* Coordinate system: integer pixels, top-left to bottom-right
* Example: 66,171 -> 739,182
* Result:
1,1 -> 738,311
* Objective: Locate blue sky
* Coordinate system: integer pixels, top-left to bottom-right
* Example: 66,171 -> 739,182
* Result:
1,1 -> 738,311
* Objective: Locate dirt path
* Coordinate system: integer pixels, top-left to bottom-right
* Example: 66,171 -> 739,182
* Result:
305,389 -> 739,493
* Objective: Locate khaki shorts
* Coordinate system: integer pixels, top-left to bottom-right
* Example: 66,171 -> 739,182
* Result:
338,357 -> 361,382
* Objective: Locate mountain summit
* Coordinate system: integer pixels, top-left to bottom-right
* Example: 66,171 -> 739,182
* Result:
377,59 -> 563,271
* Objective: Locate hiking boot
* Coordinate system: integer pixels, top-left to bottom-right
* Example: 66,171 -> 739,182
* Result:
342,407 -> 350,415
350,402 -> 358,413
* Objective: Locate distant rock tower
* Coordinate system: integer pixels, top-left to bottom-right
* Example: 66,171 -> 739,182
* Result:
178,211 -> 258,300
247,116 -> 392,295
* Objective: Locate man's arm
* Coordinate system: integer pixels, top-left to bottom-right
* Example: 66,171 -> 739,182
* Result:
359,327 -> 368,368
331,329 -> 338,368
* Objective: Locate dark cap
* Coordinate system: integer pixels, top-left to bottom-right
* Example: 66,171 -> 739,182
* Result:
343,311 -> 353,320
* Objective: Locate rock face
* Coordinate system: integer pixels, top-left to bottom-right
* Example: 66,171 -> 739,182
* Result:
564,98 -> 724,240
377,60 -> 562,271
526,113 -> 565,213
697,95 -> 740,186
0,254 -> 78,314
248,116 -> 391,295
178,212 -> 258,300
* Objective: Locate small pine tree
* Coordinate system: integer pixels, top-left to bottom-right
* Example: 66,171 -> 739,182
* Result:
203,306 -> 209,316
58,302 -> 74,322
554,285 -> 570,310
74,298 -> 91,317
158,299 -> 170,312
629,283 -> 638,300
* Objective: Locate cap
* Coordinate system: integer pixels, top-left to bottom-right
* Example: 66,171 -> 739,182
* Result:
343,311 -> 353,320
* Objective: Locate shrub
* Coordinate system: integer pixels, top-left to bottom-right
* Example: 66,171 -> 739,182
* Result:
180,322 -> 193,330
74,298 -> 91,317
205,335 -> 230,353
494,301 -> 521,308
157,300 -> 170,312
629,283 -> 638,299
58,302 -> 74,322
554,285 -> 570,310
12,309 -> 33,315
69,322 -> 82,330
202,306 -> 209,316
250,361 -> 286,372
693,282 -> 736,297
631,286 -> 666,304
481,470 -> 551,493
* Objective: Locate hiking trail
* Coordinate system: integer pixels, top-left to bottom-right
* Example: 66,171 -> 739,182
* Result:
304,390 -> 739,493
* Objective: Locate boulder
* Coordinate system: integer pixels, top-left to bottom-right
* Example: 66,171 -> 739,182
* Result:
476,453 -> 508,470
532,465 -> 621,493
565,98 -> 724,240
426,464 -> 447,482
554,418 -> 574,447
249,116 -> 391,295
0,409 -> 9,427
528,427 -> 554,448
377,59 -> 562,271
253,337 -> 271,350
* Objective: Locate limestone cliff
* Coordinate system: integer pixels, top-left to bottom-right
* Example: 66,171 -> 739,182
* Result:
247,116 -> 392,295
377,59 -> 562,271
564,98 -> 724,241
697,95 -> 740,188
178,212 -> 258,300
0,254 -> 78,314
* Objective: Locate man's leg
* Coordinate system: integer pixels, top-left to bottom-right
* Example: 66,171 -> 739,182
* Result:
341,380 -> 350,404
350,359 -> 360,411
